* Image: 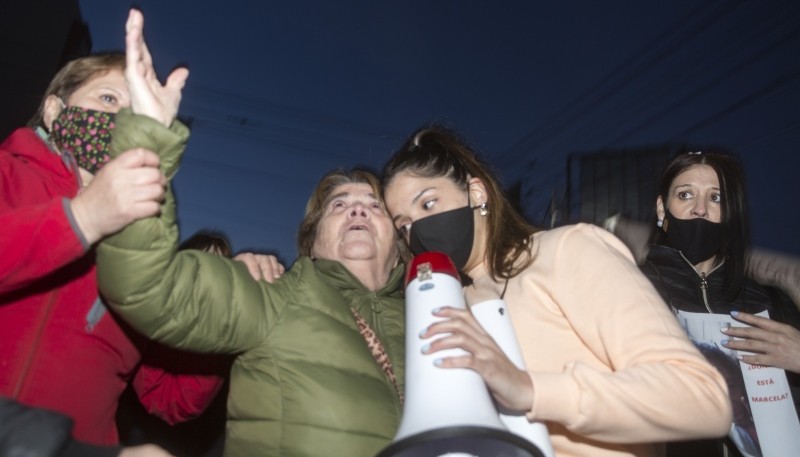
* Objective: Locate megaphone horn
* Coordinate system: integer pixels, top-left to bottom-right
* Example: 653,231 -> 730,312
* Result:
377,251 -> 550,457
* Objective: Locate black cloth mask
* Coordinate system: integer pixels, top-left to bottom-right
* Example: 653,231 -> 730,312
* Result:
408,204 -> 475,271
664,209 -> 722,265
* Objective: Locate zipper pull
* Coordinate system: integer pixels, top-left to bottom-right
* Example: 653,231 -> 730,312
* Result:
699,272 -> 713,313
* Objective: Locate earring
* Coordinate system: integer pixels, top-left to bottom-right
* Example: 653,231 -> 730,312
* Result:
478,202 -> 488,217
656,218 -> 663,228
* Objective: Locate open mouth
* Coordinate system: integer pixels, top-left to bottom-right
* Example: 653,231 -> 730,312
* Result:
348,224 -> 370,232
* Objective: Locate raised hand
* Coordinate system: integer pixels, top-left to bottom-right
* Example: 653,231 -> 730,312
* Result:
721,310 -> 800,373
125,9 -> 189,126
70,148 -> 166,245
420,306 -> 534,412
234,252 -> 286,282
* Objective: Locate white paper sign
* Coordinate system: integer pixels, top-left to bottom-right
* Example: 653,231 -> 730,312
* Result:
675,309 -> 800,457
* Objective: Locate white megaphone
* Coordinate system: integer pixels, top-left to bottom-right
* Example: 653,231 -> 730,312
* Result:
471,299 -> 554,457
377,251 -> 550,457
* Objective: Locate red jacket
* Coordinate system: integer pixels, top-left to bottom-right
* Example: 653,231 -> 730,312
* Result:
0,128 -> 225,445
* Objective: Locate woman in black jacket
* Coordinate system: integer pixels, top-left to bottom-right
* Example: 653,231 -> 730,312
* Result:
642,148 -> 800,457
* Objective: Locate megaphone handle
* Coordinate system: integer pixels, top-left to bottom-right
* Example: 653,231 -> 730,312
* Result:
471,299 -> 526,369
472,299 -> 556,457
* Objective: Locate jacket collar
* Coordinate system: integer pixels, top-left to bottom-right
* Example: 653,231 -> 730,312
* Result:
312,258 -> 404,297
2,127 -> 74,179
648,244 -> 725,278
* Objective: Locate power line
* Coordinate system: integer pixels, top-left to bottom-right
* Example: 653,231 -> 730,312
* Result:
736,119 -> 800,149
607,27 -> 800,145
499,1 -> 800,169
676,69 -> 800,140
496,1 -> 734,165
183,84 -> 406,141
570,0 -> 795,149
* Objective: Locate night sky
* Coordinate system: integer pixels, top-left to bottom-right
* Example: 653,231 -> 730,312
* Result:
78,1 -> 800,261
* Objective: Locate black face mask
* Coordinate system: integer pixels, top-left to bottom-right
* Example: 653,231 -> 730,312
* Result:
664,210 -> 722,265
408,204 -> 475,271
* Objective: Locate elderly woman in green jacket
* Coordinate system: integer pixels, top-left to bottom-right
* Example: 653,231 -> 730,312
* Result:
94,10 -> 405,457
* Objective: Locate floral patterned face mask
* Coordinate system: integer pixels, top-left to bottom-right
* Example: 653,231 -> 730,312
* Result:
50,105 -> 116,174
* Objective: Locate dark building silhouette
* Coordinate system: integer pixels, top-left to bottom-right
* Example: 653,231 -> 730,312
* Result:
0,0 -> 90,137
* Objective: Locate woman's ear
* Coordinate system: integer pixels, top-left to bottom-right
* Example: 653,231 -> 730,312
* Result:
467,177 -> 488,206
42,95 -> 64,131
656,195 -> 666,220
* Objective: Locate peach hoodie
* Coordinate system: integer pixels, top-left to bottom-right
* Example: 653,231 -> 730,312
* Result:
466,223 -> 732,457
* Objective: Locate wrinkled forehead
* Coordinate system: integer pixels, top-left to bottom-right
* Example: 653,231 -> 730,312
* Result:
325,182 -> 380,205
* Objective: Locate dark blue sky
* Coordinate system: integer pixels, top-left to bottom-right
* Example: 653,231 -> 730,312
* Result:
78,1 -> 800,260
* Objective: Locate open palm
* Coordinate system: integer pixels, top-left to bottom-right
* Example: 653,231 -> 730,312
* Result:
125,9 -> 189,126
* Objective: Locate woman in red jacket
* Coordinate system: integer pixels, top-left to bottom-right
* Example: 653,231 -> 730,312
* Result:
0,11 -> 224,447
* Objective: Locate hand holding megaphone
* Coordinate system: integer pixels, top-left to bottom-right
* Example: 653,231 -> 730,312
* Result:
420,306 -> 535,412
422,282 -> 555,457
378,251 -> 549,457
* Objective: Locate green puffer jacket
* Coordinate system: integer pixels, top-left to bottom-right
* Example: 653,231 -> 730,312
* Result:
97,110 -> 405,456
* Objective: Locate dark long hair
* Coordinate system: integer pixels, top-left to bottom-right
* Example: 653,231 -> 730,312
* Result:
650,147 -> 749,301
179,230 -> 233,257
383,123 -> 539,280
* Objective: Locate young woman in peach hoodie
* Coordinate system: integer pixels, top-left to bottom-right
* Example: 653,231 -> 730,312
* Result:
381,124 -> 732,457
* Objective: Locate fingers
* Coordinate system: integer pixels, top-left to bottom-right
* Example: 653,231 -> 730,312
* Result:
730,311 -> 782,331
421,306 -> 483,338
721,325 -> 765,342
71,148 -> 166,244
102,165 -> 166,216
139,31 -> 154,74
737,353 -> 773,367
233,253 -> 262,281
233,253 -> 285,283
125,9 -> 155,91
125,9 -> 151,73
124,8 -> 183,126
416,307 -> 535,411
720,315 -> 772,355
125,9 -> 143,34
721,312 -> 794,342
419,330 -> 478,370
125,10 -> 144,69
166,67 -> 190,92
420,307 -> 498,359
724,342 -> 780,368
430,353 -> 474,369
103,150 -> 165,191
114,148 -> 162,170
721,337 -> 767,354
721,312 -> 800,372
258,255 -> 285,283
